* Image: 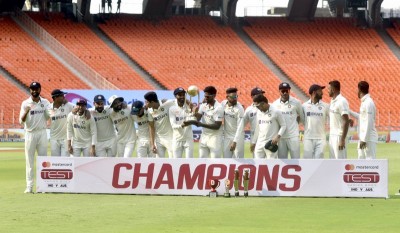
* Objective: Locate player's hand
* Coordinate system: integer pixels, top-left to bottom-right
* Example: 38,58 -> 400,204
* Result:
152,145 -> 157,154
84,109 -> 91,120
25,106 -> 31,113
90,146 -> 96,157
250,144 -> 255,153
230,142 -> 237,152
349,119 -> 354,127
72,106 -> 78,115
359,141 -> 366,149
272,135 -> 281,145
183,120 -> 198,127
68,145 -> 73,154
339,138 -> 346,150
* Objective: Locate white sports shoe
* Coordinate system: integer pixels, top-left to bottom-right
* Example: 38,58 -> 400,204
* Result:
24,187 -> 33,194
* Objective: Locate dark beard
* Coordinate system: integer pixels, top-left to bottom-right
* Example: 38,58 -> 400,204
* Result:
32,92 -> 40,98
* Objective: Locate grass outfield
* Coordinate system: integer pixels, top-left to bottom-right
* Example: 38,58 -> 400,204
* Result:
1,142 -> 400,233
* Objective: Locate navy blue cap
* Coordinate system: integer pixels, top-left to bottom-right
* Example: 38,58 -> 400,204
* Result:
94,95 -> 106,103
131,101 -> 144,115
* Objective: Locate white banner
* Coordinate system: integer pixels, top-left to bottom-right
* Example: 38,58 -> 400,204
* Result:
36,158 -> 388,198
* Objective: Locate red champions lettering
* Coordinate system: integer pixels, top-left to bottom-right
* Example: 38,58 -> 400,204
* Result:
279,165 -> 302,191
112,163 -> 155,189
177,164 -> 206,190
205,164 -> 227,189
41,169 -> 73,180
256,165 -> 301,191
154,164 -> 174,189
343,172 -> 380,183
112,163 -> 133,188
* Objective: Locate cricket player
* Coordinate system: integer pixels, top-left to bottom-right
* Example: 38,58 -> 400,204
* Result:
185,86 -> 224,158
145,91 -> 175,158
350,81 -> 378,159
302,84 -> 330,159
131,100 -> 155,158
235,87 -> 265,157
48,89 -> 74,157
169,87 -> 194,158
328,80 -> 350,159
252,95 -> 286,159
109,95 -> 136,158
90,94 -> 117,157
19,81 -> 50,193
221,87 -> 244,158
67,99 -> 97,157
272,82 -> 303,159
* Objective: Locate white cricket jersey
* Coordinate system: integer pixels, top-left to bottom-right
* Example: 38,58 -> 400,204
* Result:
235,104 -> 258,142
302,100 -> 329,140
148,100 -> 175,139
133,111 -> 153,141
358,94 -> 378,142
329,94 -> 350,136
90,107 -> 116,142
221,100 -> 244,139
110,107 -> 136,143
169,104 -> 193,142
251,105 -> 286,145
49,102 -> 74,140
67,112 -> 97,147
19,97 -> 50,132
273,97 -> 303,139
198,100 -> 224,137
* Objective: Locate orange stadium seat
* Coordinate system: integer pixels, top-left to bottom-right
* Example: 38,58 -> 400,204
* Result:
386,20 -> 400,46
0,15 -> 90,101
243,17 -> 400,127
98,15 -> 283,107
28,12 -> 153,90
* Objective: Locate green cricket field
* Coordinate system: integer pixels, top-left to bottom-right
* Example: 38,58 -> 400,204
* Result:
1,142 -> 399,233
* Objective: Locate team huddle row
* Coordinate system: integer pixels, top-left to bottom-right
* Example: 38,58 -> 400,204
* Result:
20,80 -> 378,161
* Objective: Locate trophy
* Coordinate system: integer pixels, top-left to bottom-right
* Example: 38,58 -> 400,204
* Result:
209,179 -> 220,198
243,169 -> 250,197
185,85 -> 200,121
224,179 -> 231,198
233,169 -> 239,197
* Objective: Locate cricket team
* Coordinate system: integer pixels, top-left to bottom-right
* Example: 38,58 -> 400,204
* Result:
20,80 -> 378,193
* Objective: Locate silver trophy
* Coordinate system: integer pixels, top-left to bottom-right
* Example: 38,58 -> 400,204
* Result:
243,169 -> 250,197
185,85 -> 200,121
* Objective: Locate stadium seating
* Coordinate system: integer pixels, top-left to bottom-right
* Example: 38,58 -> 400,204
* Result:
28,13 -> 154,90
243,17 -> 400,128
386,19 -> 400,46
0,74 -> 28,127
98,15 -> 282,107
0,15 -> 89,100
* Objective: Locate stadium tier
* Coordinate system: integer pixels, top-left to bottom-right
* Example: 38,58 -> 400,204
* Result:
98,15 -> 282,107
0,74 -> 27,127
28,13 -> 154,90
0,16 -> 89,100
387,19 -> 400,46
243,17 -> 400,128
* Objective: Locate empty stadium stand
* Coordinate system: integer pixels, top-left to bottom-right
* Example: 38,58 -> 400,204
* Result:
0,16 -> 90,100
0,74 -> 27,127
243,17 -> 400,128
387,19 -> 400,46
28,13 -> 154,90
98,15 -> 283,107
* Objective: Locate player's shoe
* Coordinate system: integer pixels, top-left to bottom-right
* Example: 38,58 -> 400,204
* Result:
24,187 -> 33,194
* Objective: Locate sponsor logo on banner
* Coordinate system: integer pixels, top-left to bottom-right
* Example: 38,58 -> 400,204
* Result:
39,160 -> 74,190
343,163 -> 380,194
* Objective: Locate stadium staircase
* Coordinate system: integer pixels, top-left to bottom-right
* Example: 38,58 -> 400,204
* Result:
386,19 -> 400,47
243,17 -> 400,129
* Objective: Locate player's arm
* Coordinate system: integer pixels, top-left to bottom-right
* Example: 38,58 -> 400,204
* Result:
339,114 -> 350,150
148,120 -> 157,154
20,102 -> 30,123
66,113 -> 73,154
273,111 -> 286,145
297,100 -> 304,125
169,107 -> 183,129
90,118 -> 97,157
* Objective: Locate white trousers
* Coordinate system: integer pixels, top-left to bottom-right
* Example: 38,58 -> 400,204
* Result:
50,139 -> 69,157
96,137 -> 117,157
223,137 -> 244,158
254,140 -> 277,159
137,139 -> 155,158
329,135 -> 347,159
303,139 -> 326,159
25,130 -> 47,188
357,141 -> 376,159
155,137 -> 173,158
117,140 -> 136,158
71,146 -> 91,157
278,137 -> 300,159
173,139 -> 194,158
199,134 -> 222,158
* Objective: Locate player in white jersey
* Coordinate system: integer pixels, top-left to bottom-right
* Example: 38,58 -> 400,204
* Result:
91,94 -> 117,157
272,82 -> 304,159
48,89 -> 74,157
145,91 -> 175,158
251,95 -> 286,159
302,84 -> 330,159
235,87 -> 266,157
169,87 -> 194,158
328,80 -> 350,159
131,100 -> 155,158
221,87 -> 244,158
67,99 -> 97,157
185,86 -> 224,158
350,81 -> 378,159
109,95 -> 136,158
19,82 -> 50,193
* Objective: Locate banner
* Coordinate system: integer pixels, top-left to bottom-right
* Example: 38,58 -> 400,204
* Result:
36,158 -> 388,198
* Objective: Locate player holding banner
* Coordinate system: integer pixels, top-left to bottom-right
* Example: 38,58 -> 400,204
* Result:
302,84 -> 329,159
